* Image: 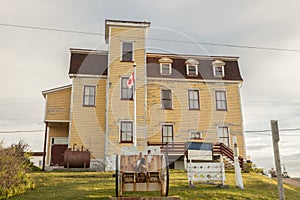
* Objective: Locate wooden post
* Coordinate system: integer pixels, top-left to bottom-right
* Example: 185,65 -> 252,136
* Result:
271,120 -> 285,200
42,122 -> 48,171
233,136 -> 244,189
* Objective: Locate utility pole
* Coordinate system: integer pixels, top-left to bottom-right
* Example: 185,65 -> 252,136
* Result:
271,120 -> 285,200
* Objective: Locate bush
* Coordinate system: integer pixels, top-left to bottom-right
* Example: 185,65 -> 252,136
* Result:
0,141 -> 35,199
243,160 -> 263,174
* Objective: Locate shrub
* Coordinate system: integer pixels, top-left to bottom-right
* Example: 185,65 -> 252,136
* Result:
0,141 -> 35,199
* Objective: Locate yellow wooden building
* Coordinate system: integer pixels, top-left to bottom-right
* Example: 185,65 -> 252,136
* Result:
42,20 -> 245,171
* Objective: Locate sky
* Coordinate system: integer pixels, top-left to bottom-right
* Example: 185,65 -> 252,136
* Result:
1,0 -> 300,176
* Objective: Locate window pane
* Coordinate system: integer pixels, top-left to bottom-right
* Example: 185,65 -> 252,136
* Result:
122,132 -> 127,140
121,122 -> 133,142
223,127 -> 228,137
163,126 -> 167,136
122,42 -> 133,61
189,90 -> 199,109
89,87 -> 95,95
161,64 -> 170,74
127,123 -> 132,131
162,90 -> 170,99
216,91 -> 227,110
85,88 -> 90,95
162,90 -> 172,109
215,66 -> 223,76
162,125 -> 173,143
164,100 -> 172,109
121,77 -> 133,99
189,66 -> 197,75
89,97 -> 94,105
83,86 -> 95,106
123,42 -> 132,51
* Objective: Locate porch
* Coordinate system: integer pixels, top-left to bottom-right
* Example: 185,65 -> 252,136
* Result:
147,142 -> 244,170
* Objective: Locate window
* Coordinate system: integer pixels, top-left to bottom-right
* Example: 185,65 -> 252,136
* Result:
188,90 -> 200,110
187,65 -> 198,76
212,59 -> 225,77
121,77 -> 133,100
160,63 -> 172,75
213,66 -> 224,77
83,86 -> 96,106
215,91 -> 227,111
185,58 -> 199,76
190,131 -> 202,139
162,125 -> 173,144
161,89 -> 172,109
121,42 -> 133,61
120,121 -> 133,143
218,126 -> 229,147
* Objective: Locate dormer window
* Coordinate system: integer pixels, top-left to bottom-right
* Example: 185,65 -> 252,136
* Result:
187,65 -> 198,76
214,66 -> 224,77
185,58 -> 199,76
160,63 -> 171,75
212,60 -> 225,77
159,57 -> 173,75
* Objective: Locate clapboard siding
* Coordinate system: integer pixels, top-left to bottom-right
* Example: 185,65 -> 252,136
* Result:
107,26 -> 148,155
69,78 -> 106,159
45,88 -> 71,121
146,80 -> 245,157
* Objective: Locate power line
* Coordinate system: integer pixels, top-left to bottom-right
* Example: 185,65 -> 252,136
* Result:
147,37 -> 300,53
245,128 -> 300,133
1,22 -> 300,53
0,23 -> 103,36
0,130 -> 44,133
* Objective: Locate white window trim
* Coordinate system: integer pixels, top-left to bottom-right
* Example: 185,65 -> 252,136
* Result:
161,123 -> 174,144
213,65 -> 225,77
119,120 -> 134,143
190,130 -> 203,139
160,88 -> 173,109
120,41 -> 134,62
160,63 -> 172,75
120,76 -> 133,100
215,90 -> 227,111
187,89 -> 200,110
83,85 -> 96,106
186,64 -> 198,76
217,126 -> 230,147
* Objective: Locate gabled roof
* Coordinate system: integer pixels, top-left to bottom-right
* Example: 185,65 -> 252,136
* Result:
69,48 -> 108,76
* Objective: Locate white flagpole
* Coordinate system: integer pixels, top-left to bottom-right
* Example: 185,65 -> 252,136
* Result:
133,63 -> 137,147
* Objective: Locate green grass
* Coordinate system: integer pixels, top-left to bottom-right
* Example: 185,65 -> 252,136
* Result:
6,170 -> 300,200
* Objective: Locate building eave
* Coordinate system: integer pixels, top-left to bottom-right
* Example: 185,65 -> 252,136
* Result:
42,85 -> 72,98
146,52 -> 239,61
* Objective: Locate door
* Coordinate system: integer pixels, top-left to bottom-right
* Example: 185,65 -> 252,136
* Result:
218,126 -> 230,147
50,144 -> 68,166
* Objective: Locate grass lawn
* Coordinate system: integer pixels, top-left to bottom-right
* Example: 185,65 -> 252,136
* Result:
7,170 -> 300,200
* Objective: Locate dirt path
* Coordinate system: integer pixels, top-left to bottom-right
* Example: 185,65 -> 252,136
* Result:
283,178 -> 300,188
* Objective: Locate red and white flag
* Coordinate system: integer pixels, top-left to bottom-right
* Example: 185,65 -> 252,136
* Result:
127,71 -> 134,89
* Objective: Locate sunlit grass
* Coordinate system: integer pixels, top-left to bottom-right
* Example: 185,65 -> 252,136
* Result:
7,170 -> 300,200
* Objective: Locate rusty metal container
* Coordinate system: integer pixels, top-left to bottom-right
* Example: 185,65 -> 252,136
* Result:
63,149 -> 90,168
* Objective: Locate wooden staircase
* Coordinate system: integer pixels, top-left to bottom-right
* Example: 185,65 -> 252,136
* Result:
213,143 -> 244,170
147,142 -> 244,170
